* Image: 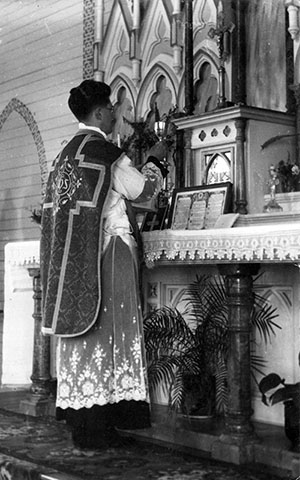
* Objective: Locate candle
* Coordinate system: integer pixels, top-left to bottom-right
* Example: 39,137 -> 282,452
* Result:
133,0 -> 140,30
117,133 -> 121,148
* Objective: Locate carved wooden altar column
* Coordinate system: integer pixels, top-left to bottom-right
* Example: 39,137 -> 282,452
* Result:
290,84 -> 300,163
184,0 -> 194,115
234,117 -> 247,214
20,265 -> 54,416
175,128 -> 185,188
231,0 -> 247,106
183,128 -> 193,187
218,263 -> 260,444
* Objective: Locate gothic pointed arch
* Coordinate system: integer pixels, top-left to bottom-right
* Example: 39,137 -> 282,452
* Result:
0,98 -> 48,197
110,77 -> 136,144
137,64 -> 178,120
102,1 -> 132,82
193,0 -> 216,40
110,75 -> 136,109
205,151 -> 231,184
173,47 -> 219,114
140,0 -> 173,68
194,61 -> 218,114
192,46 -> 220,114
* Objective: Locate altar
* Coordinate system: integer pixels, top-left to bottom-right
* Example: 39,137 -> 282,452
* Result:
141,216 -> 300,458
140,100 -> 300,435
139,100 -> 300,435
2,241 -> 40,387
142,209 -> 300,442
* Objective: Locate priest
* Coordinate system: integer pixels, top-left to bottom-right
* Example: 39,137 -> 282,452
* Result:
41,79 -> 168,449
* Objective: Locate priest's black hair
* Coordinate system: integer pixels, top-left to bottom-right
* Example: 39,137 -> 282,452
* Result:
68,79 -> 111,121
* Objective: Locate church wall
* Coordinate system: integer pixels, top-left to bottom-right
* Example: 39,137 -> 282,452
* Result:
0,0 -> 84,311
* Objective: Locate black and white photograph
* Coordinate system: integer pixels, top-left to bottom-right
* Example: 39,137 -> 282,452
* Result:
0,1 -> 298,479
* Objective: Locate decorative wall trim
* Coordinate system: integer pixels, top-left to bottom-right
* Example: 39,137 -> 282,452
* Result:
0,98 -> 48,198
83,0 -> 95,79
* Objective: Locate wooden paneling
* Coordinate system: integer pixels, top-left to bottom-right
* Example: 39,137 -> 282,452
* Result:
0,0 -> 84,309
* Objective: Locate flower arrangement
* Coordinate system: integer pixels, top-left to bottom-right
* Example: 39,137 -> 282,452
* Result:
276,154 -> 300,193
121,119 -> 158,156
120,105 -> 181,158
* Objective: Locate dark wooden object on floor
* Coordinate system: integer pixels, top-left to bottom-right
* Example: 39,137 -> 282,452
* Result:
19,265 -> 54,416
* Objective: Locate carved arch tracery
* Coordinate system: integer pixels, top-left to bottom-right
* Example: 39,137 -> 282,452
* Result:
0,98 -> 48,198
192,47 -> 220,112
102,2 -> 131,82
109,77 -> 136,144
137,64 -> 178,120
139,0 -> 173,69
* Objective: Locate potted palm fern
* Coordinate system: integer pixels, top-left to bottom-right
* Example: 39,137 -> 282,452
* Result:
144,274 -> 280,418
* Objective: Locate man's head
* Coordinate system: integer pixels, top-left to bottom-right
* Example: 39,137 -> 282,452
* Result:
68,80 -> 115,134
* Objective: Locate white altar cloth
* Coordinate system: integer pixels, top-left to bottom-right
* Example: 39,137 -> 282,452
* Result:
2,241 -> 40,386
142,223 -> 300,266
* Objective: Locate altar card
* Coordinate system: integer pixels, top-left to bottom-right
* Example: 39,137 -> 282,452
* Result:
168,182 -> 232,230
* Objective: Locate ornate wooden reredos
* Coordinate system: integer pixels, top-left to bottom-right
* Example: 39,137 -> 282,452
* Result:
86,0 -> 222,136
86,0 -> 298,119
82,1 -> 299,184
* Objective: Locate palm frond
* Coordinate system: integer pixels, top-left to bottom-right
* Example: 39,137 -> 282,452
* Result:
178,349 -> 205,376
214,362 -> 228,414
261,133 -> 299,150
144,306 -> 193,357
147,356 -> 179,391
185,275 -> 228,329
169,373 -> 186,412
250,353 -> 269,378
251,301 -> 281,345
143,273 -> 280,417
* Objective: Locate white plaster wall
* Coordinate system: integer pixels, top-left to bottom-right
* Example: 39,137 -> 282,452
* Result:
252,265 -> 300,426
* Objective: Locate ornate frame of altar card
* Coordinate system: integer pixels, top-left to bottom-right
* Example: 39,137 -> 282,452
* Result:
168,182 -> 233,230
